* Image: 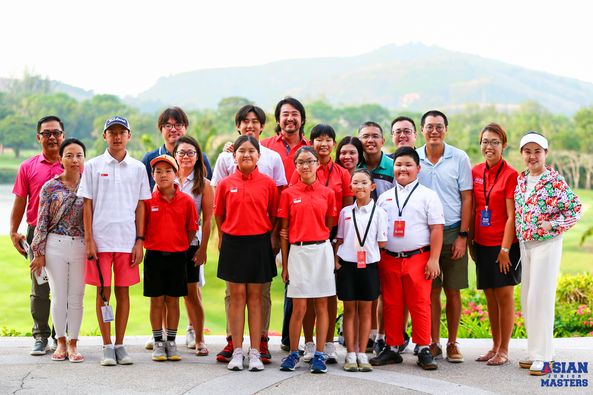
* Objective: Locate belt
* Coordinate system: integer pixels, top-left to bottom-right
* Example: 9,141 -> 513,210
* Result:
291,240 -> 326,246
444,221 -> 461,231
384,246 -> 430,259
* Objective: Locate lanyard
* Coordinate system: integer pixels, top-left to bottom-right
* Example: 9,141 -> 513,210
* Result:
324,162 -> 335,187
483,160 -> 505,208
394,182 -> 419,217
352,201 -> 377,248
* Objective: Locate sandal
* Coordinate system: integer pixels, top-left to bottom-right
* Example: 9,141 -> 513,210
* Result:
475,350 -> 497,362
487,352 -> 509,366
68,350 -> 85,363
196,343 -> 209,356
51,350 -> 67,361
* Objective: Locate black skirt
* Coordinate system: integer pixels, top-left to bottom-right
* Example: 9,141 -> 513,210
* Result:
474,242 -> 521,289
217,232 -> 277,284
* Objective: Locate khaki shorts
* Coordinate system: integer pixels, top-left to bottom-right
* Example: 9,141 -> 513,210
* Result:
432,227 -> 468,290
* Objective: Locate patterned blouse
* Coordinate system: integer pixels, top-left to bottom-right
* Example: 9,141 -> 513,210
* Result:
514,166 -> 582,242
31,176 -> 84,257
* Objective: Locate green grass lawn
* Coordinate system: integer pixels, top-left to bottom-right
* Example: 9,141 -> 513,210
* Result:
1,189 -> 591,336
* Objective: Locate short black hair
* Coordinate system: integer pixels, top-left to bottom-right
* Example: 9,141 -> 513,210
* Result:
420,110 -> 448,128
358,121 -> 383,136
390,116 -> 416,132
309,124 -> 336,141
37,115 -> 64,132
59,138 -> 86,157
392,146 -> 419,165
158,107 -> 189,130
235,105 -> 266,128
274,97 -> 306,135
233,135 -> 260,154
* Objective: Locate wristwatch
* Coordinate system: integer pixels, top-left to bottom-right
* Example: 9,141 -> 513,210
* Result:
458,231 -> 469,238
501,247 -> 510,253
135,236 -> 145,241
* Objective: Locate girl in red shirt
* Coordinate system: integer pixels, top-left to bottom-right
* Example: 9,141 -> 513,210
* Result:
278,146 -> 337,374
214,135 -> 279,372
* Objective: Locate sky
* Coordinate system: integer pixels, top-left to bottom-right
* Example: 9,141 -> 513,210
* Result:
1,0 -> 591,97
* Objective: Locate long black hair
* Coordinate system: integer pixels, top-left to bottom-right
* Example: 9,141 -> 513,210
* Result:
173,136 -> 206,196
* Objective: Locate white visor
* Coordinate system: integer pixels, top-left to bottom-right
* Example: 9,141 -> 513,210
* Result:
519,132 -> 548,150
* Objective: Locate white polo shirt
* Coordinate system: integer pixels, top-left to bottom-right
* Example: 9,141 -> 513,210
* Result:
336,200 -> 388,264
210,145 -> 287,187
377,179 -> 445,252
78,149 -> 152,253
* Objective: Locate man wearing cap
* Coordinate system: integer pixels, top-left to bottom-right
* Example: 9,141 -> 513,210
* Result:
142,107 -> 212,190
10,115 -> 64,355
416,110 -> 473,363
78,116 -> 152,366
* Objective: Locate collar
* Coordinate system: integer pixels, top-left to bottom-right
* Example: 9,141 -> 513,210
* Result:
294,179 -> 321,192
158,144 -> 173,156
233,166 -> 260,181
38,152 -> 60,164
104,149 -> 130,165
154,184 -> 180,202
274,134 -> 308,145
395,179 -> 419,191
485,159 -> 504,173
353,199 -> 375,213
361,152 -> 388,171
319,158 -> 334,170
418,143 -> 453,161
176,170 -> 194,187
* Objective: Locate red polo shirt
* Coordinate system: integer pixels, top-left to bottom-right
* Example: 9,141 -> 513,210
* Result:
472,160 -> 519,246
214,167 -> 279,236
277,180 -> 337,243
289,159 -> 353,222
144,185 -> 199,252
260,134 -> 309,182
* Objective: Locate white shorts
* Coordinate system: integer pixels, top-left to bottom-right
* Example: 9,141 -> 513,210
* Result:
287,240 -> 336,298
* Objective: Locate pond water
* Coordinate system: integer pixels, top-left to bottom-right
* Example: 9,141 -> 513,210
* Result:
0,184 -> 27,235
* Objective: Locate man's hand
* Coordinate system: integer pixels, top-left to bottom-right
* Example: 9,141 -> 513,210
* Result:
85,239 -> 98,261
10,232 -> 26,256
451,236 -> 467,260
424,257 -> 441,280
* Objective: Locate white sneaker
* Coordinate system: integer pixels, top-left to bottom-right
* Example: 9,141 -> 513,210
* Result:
303,342 -> 316,363
185,327 -> 196,349
227,348 -> 244,371
357,352 -> 373,372
343,352 -> 357,372
529,360 -> 547,376
248,348 -> 264,372
324,342 -> 338,364
144,337 -> 154,350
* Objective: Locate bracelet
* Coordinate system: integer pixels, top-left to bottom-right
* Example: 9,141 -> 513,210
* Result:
501,247 -> 510,253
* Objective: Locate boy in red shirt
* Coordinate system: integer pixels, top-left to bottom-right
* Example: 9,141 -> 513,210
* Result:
144,155 -> 198,362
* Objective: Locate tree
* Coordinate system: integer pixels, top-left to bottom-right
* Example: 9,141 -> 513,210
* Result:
0,114 -> 38,158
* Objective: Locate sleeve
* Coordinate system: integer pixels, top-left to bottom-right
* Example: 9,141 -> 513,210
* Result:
276,189 -> 290,218
268,180 -> 280,218
335,208 -> 347,239
138,166 -> 152,200
143,199 -> 151,236
210,153 -> 228,187
504,169 -> 519,199
550,177 -> 582,233
187,199 -> 199,232
289,170 -> 299,186
458,152 -> 473,191
213,180 -> 226,217
326,189 -> 338,218
272,154 -> 288,187
12,161 -> 29,198
426,189 -> 445,225
376,207 -> 389,242
341,168 -> 354,197
203,153 -> 212,180
30,183 -> 51,257
77,161 -> 93,199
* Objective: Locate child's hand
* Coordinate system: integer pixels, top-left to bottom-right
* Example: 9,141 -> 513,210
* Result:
131,241 -> 144,267
86,239 -> 98,261
424,257 -> 440,280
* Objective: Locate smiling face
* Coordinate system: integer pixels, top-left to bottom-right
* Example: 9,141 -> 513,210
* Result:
61,143 -> 84,176
350,171 -> 375,201
393,154 -> 420,186
174,142 -> 197,172
521,142 -> 547,175
339,143 -> 360,172
161,117 -> 187,146
234,140 -> 260,173
278,103 -> 302,137
313,134 -> 335,160
358,126 -> 384,156
153,162 -> 177,190
421,115 -> 447,146
295,150 -> 319,183
237,111 -> 263,139
37,120 -> 65,156
480,130 -> 505,164
391,120 -> 417,148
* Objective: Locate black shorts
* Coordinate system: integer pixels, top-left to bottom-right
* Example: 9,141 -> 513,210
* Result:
185,245 -> 201,283
144,250 -> 188,297
336,258 -> 380,301
474,242 -> 521,289
217,232 -> 277,284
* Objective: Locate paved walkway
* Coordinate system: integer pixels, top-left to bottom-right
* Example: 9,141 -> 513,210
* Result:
1,336 -> 591,394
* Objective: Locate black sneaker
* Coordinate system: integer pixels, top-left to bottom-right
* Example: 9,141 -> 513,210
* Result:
365,338 -> 375,353
369,347 -> 403,366
417,347 -> 438,370
413,344 -> 420,355
398,331 -> 410,353
373,338 -> 386,356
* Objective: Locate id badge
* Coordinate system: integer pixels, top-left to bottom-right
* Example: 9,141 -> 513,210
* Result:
480,208 -> 491,227
357,250 -> 367,269
101,304 -> 114,323
393,220 -> 406,237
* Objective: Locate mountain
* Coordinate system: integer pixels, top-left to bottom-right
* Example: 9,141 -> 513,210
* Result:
135,43 -> 593,114
0,77 -> 94,101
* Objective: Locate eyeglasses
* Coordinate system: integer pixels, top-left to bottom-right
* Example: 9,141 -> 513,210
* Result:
423,124 -> 445,133
38,130 -> 63,138
295,159 -> 318,167
163,123 -> 185,131
480,140 -> 502,147
392,128 -> 415,136
176,150 -> 197,157
359,133 -> 383,140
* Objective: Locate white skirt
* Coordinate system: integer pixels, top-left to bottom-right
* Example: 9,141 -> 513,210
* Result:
287,240 -> 336,298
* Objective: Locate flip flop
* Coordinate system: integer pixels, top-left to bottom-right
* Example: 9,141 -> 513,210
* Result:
68,351 -> 85,363
487,352 -> 509,366
196,343 -> 209,356
51,350 -> 67,361
475,350 -> 497,362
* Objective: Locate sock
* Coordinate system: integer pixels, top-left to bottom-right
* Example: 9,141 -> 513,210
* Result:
419,345 -> 429,351
346,351 -> 356,361
167,328 -> 177,342
376,333 -> 385,341
104,344 -> 114,349
390,346 -> 400,352
153,329 -> 163,342
114,344 -> 124,349
369,329 -> 377,340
